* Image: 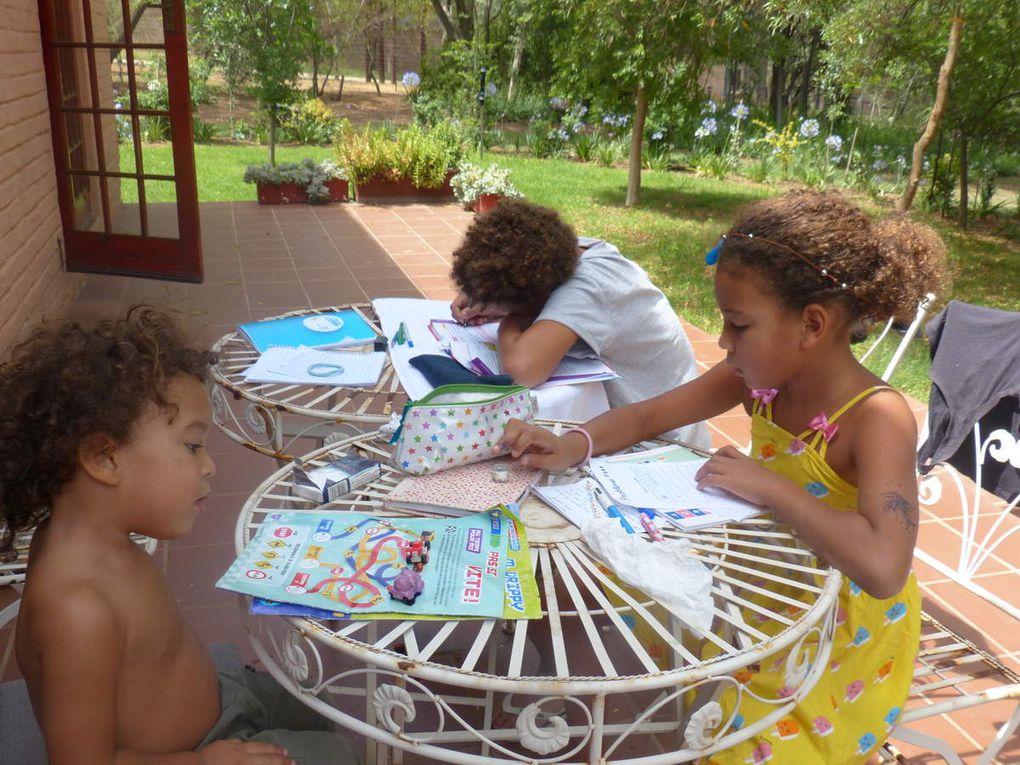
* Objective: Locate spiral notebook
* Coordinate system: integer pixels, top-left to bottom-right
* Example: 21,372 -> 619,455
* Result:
239,310 -> 375,352
385,458 -> 539,515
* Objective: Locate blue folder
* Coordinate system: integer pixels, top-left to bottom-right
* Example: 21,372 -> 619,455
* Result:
239,310 -> 376,352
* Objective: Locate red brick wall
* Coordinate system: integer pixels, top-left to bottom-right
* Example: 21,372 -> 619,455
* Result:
0,0 -> 84,355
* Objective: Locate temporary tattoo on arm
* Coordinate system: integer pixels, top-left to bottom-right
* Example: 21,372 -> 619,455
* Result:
883,492 -> 918,535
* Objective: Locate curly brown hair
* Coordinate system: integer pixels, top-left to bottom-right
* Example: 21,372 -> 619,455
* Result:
718,190 -> 949,325
0,306 -> 215,553
450,199 -> 579,310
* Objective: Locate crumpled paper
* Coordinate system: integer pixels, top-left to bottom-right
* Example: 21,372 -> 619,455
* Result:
582,517 -> 714,634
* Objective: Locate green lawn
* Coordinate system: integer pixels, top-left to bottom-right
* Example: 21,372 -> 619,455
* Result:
127,142 -> 1020,402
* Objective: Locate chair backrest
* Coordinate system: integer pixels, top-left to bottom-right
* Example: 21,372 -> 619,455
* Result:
915,420 -> 1020,621
859,292 -> 935,383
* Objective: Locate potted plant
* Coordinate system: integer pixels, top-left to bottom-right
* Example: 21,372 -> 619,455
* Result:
450,161 -> 523,213
243,159 -> 348,204
336,123 -> 465,201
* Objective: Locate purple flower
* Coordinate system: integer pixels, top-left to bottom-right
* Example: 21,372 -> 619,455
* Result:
730,102 -> 749,120
825,135 -> 843,152
799,118 -> 820,138
400,71 -> 421,88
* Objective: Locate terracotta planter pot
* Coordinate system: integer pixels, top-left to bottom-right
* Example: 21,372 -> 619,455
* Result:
256,181 -> 308,205
471,193 -> 503,214
355,172 -> 455,201
326,178 -> 349,203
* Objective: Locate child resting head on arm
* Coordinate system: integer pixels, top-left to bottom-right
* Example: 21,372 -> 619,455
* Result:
0,307 -> 359,765
501,189 -> 948,764
450,198 -> 709,447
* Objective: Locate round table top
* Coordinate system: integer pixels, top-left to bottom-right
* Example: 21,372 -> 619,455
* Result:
235,425 -> 841,698
210,304 -> 408,428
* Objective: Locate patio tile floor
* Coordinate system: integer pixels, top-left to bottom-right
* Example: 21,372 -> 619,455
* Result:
2,200 -> 1017,763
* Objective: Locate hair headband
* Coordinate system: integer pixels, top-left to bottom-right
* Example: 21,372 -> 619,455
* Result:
705,233 -> 849,290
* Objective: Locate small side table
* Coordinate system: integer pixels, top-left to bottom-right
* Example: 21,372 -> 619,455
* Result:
210,304 -> 407,460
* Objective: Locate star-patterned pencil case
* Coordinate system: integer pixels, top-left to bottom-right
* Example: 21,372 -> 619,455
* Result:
389,384 -> 536,475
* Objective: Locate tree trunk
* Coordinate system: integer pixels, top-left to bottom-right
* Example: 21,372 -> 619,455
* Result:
898,9 -> 962,213
337,74 -> 345,102
311,52 -> 320,96
958,132 -> 968,228
626,86 -> 648,208
390,12 -> 397,84
798,29 -> 820,115
926,130 -> 944,206
430,0 -> 458,42
507,21 -> 526,101
770,61 -> 785,126
364,46 -> 372,81
269,111 -> 277,166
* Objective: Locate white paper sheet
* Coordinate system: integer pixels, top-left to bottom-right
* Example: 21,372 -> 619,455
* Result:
589,458 -> 762,523
243,346 -> 386,387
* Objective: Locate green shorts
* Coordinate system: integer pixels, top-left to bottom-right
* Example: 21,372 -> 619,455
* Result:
197,669 -> 360,765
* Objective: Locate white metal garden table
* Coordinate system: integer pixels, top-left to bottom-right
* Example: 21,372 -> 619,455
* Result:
233,424 -> 841,764
210,303 -> 407,460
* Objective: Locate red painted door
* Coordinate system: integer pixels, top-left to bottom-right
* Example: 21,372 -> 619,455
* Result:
38,0 -> 202,282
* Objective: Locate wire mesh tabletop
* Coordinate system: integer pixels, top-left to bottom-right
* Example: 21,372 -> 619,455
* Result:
210,304 -> 407,460
235,424 -> 841,764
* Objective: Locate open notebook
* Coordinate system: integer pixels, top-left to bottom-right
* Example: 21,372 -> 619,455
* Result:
385,457 -> 539,515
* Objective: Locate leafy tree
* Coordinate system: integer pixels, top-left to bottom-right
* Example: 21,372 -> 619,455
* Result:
189,0 -> 321,164
549,0 -> 727,206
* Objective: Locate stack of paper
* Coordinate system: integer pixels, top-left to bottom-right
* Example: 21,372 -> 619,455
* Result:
243,346 -> 386,387
428,319 -> 618,387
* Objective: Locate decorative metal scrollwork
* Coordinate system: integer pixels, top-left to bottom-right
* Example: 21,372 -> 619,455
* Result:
516,700 -> 570,755
372,684 -> 417,734
282,629 -> 310,683
683,700 -> 723,750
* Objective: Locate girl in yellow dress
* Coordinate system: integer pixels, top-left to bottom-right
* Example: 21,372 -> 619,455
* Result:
499,189 -> 948,764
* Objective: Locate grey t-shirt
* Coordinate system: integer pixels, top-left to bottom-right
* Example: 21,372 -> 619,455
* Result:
537,238 -> 710,448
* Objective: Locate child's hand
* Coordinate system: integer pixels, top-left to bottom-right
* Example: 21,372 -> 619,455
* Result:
694,446 -> 782,508
500,419 -> 586,472
450,293 -> 508,326
198,739 -> 295,764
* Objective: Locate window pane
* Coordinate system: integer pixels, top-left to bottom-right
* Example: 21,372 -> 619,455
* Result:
141,138 -> 175,177
68,173 -> 103,232
145,180 -> 179,239
111,178 -> 142,235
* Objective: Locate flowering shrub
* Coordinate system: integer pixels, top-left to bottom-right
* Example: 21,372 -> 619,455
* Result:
401,71 -> 421,89
450,162 -> 523,206
243,159 -> 347,203
281,98 -> 343,145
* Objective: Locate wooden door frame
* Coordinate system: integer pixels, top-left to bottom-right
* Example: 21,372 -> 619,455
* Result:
37,0 -> 203,282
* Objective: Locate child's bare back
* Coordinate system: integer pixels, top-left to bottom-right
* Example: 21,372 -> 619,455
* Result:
17,520 -> 221,755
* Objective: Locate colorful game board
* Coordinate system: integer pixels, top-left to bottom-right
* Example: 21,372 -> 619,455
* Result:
219,505 -> 537,619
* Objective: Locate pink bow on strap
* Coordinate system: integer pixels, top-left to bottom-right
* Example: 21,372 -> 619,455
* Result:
751,388 -> 779,404
809,413 -> 839,443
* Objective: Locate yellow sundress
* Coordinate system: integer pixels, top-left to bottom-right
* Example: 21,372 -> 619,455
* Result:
702,386 -> 921,765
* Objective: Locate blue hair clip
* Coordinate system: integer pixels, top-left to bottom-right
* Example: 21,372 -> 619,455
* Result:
705,236 -> 725,265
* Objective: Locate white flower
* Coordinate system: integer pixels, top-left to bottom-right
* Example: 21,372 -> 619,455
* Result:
651,130 -> 664,141
825,135 -> 843,152
730,102 -> 750,120
831,154 -> 844,164
799,118 -> 820,138
896,155 -> 907,168
549,96 -> 567,111
872,159 -> 888,172
400,71 -> 420,88
485,82 -> 497,96
704,99 -> 717,114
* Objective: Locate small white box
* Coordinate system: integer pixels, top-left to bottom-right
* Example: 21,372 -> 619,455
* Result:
291,455 -> 382,504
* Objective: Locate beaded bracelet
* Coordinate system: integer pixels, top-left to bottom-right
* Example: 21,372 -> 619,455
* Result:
563,427 -> 594,467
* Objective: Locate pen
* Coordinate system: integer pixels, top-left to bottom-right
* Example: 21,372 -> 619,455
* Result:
592,485 -> 635,534
637,508 -> 665,542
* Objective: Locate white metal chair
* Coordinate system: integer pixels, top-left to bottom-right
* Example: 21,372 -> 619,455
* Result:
885,372 -> 1020,761
858,292 -> 936,383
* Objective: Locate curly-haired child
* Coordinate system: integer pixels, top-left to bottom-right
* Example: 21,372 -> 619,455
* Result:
449,199 -> 708,447
501,190 -> 948,764
0,307 -> 359,765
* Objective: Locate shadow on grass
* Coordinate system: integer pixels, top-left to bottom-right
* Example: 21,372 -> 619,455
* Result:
590,178 -> 771,222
